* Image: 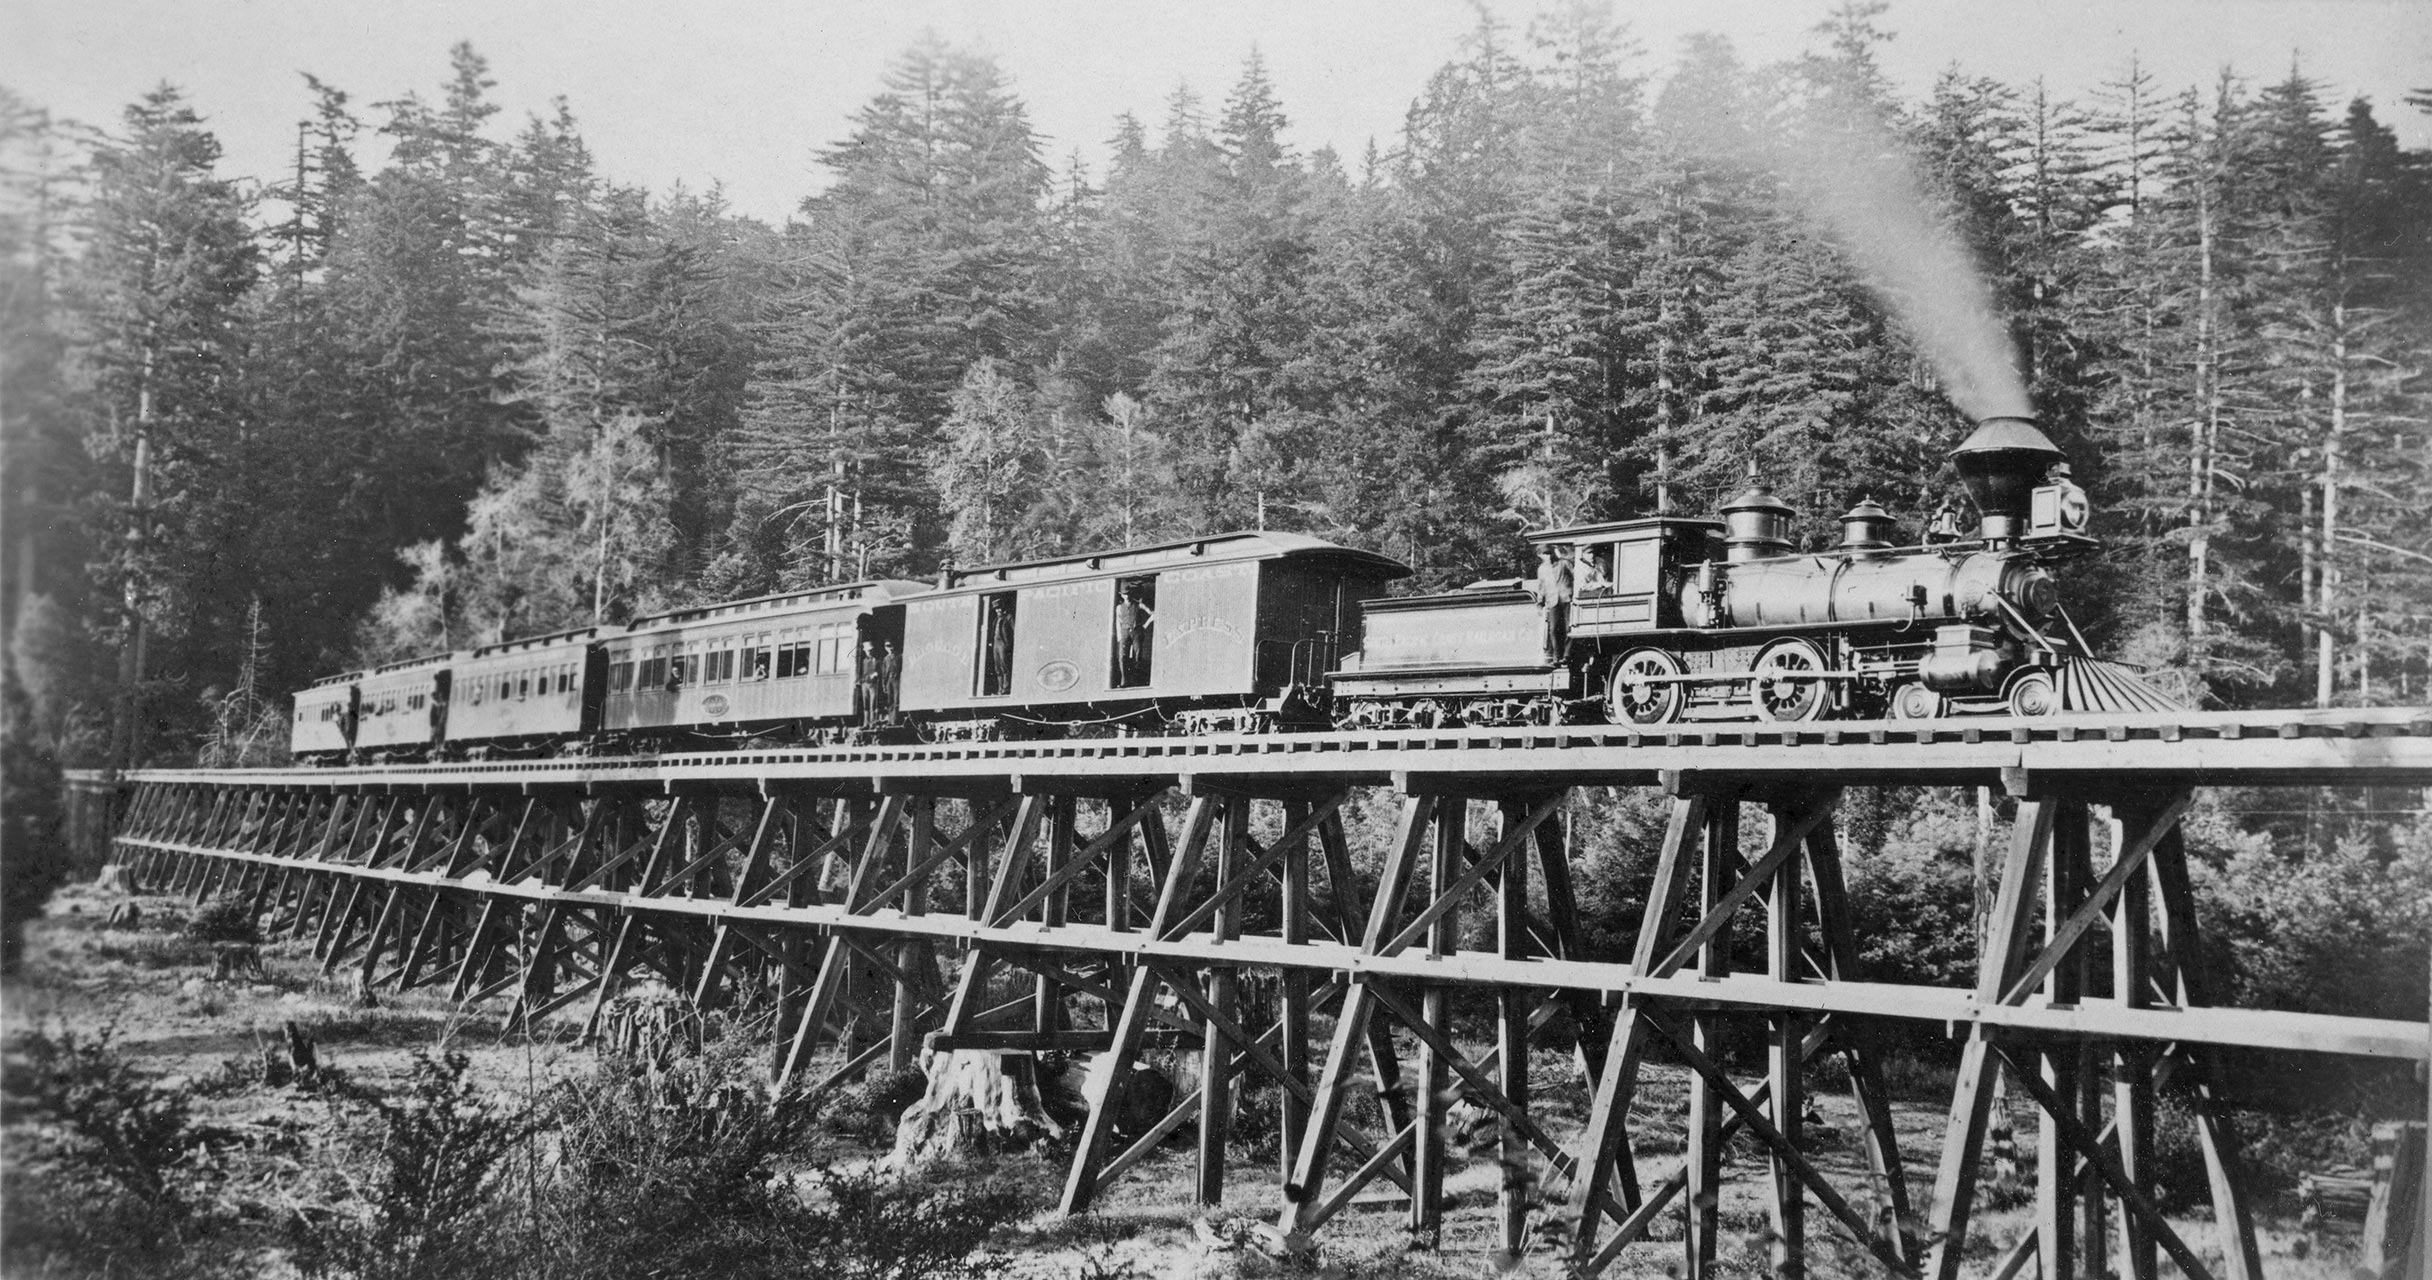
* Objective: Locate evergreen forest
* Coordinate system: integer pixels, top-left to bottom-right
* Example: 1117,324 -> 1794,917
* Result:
7,1 -> 2432,771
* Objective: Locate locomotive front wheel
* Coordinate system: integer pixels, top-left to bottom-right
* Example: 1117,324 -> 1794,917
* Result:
2006,669 -> 2061,717
1749,638 -> 1831,723
1606,649 -> 1686,725
1886,681 -> 1945,721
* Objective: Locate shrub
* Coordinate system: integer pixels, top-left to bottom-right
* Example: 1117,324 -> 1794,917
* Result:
290,1051 -> 531,1280
2,1024 -> 198,1212
823,1064 -> 929,1144
1839,840 -> 1978,992
2193,827 -> 2432,1022
0,1171 -> 232,1280
0,666 -> 70,974
182,897 -> 260,947
554,1042 -> 812,1210
785,1163 -> 1021,1280
0,1024 -> 250,1279
531,1033 -> 1026,1280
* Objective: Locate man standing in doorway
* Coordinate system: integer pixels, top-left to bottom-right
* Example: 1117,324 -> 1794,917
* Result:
1115,583 -> 1154,685
878,640 -> 901,725
1532,544 -> 1572,662
856,640 -> 880,729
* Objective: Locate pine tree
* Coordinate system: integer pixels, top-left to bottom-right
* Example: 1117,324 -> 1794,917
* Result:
1614,33 -> 1767,516
728,37 -> 1051,580
936,358 -> 1046,564
1144,52 -> 1321,531
2248,86 -> 2427,703
73,85 -> 259,766
2155,76 -> 2283,697
1461,0 -> 1645,532
0,92 -> 110,761
2079,58 -> 2189,664
321,44 -> 528,555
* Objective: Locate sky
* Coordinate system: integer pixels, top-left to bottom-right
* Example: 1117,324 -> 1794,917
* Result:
6,0 -> 2429,225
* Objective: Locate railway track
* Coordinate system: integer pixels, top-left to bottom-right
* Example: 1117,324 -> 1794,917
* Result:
102,705 -> 2432,788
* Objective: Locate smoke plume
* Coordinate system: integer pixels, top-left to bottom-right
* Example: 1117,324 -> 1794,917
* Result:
1771,109 -> 2035,422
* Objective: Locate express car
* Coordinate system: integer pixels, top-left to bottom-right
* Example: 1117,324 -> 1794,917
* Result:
898,531 -> 1405,737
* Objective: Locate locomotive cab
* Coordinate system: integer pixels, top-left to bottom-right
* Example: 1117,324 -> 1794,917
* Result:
1538,517 -> 1721,640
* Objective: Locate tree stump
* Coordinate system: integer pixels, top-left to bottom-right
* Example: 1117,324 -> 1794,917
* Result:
887,1049 -> 1069,1171
600,982 -> 701,1067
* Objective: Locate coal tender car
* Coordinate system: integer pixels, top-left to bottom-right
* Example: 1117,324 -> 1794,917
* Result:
1332,415 -> 2172,727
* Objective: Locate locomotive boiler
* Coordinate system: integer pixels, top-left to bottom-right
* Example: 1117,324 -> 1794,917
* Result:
1332,415 -> 2173,727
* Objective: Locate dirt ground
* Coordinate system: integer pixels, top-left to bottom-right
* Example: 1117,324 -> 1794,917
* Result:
2,877 -> 2369,1279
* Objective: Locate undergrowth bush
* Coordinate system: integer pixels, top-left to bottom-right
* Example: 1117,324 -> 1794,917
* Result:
532,1018 -> 1024,1280
822,1063 -> 927,1143
290,1050 -> 531,1280
182,897 -> 260,947
0,1024 -> 248,1279
3,1023 -> 198,1211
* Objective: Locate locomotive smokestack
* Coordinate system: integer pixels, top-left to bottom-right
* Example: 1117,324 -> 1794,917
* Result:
1951,415 -> 2065,546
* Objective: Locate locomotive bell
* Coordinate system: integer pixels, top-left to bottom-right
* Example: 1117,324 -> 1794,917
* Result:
1834,497 -> 1898,556
1952,415 -> 2066,546
1719,473 -> 1795,562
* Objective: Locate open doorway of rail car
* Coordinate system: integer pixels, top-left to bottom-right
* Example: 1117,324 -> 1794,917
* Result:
977,591 -> 1016,697
1110,575 -> 1156,688
857,608 -> 907,725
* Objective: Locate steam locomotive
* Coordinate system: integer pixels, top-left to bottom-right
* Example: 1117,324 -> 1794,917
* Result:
1336,414 -> 2170,727
290,415 -> 2163,762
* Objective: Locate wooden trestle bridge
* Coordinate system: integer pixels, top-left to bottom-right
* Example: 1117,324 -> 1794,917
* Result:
75,708 -> 2432,1278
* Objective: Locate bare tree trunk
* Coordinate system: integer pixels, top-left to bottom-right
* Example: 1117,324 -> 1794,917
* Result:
2318,309 -> 2347,707
2186,127 -> 2217,674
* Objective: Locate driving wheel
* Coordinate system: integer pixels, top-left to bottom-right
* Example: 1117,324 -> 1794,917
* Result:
1749,637 -> 1831,722
1606,648 -> 1686,726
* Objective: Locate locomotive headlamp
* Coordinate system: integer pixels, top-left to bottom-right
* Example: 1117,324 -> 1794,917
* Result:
2031,466 -> 2089,534
2026,461 -> 2096,555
